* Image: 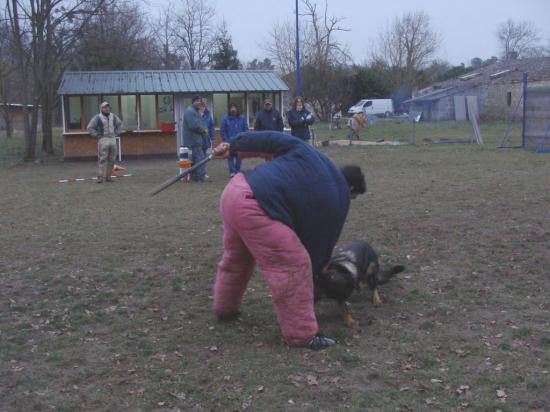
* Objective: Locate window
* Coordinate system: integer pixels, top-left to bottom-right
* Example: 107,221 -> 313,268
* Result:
121,95 -> 137,130
67,96 -> 82,130
213,93 -> 228,127
140,95 -> 157,129
507,92 -> 512,107
248,93 -> 262,125
159,95 -> 174,124
83,96 -> 100,127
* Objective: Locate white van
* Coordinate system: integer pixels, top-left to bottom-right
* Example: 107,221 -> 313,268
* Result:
348,99 -> 394,117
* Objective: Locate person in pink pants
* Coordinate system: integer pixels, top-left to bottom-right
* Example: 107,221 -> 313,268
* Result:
211,131 -> 366,349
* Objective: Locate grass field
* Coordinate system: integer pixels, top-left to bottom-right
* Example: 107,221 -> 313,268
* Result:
1,121 -> 548,411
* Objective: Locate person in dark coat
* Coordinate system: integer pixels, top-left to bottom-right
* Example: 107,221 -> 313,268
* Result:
199,101 -> 215,179
254,99 -> 284,132
211,131 -> 366,349
286,96 -> 315,141
183,95 -> 209,182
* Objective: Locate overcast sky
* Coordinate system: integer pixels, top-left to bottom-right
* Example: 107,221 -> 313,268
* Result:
146,0 -> 550,66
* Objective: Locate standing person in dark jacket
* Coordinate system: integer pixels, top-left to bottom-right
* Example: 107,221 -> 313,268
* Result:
287,96 -> 314,141
183,95 -> 209,182
199,101 -> 215,180
220,103 -> 248,177
254,99 -> 284,131
211,131 -> 366,349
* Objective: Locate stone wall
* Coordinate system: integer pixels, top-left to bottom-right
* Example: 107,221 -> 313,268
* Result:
524,86 -> 550,152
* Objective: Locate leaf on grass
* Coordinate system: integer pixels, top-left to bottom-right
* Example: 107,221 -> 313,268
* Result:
496,389 -> 507,398
401,363 -> 415,371
257,385 -> 264,392
456,385 -> 470,395
306,374 -> 318,386
168,392 -> 186,400
209,346 -> 218,352
430,378 -> 443,383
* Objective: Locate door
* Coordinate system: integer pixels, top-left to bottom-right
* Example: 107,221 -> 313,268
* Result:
454,96 -> 467,121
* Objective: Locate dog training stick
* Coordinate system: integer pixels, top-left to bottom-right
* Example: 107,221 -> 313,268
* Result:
150,154 -> 212,197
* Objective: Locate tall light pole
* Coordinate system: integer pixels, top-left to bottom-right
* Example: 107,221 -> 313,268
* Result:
295,0 -> 302,96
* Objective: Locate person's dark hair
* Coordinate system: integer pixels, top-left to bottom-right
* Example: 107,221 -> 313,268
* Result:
228,103 -> 239,112
340,165 -> 366,194
293,96 -> 305,110
192,95 -> 202,103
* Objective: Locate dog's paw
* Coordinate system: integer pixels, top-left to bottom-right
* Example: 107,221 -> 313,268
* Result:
372,289 -> 383,306
343,314 -> 359,329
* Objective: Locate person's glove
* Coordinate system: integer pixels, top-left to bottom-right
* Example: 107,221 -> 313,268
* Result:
305,113 -> 314,124
201,128 -> 209,137
206,147 -> 212,156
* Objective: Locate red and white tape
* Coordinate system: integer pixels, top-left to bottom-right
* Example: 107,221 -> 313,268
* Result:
58,174 -> 132,183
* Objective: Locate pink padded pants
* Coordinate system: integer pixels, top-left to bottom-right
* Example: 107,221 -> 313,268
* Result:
213,173 -> 318,346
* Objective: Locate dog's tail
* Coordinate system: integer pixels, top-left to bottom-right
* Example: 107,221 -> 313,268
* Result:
377,265 -> 406,285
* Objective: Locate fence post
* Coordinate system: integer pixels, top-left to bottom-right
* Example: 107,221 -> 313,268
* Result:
521,72 -> 528,149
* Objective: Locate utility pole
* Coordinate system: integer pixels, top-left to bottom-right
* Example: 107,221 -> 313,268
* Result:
295,0 -> 302,96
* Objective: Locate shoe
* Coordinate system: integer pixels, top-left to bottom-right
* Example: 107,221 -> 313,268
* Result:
97,177 -> 103,183
106,177 -> 114,182
305,333 -> 337,350
229,173 -> 236,178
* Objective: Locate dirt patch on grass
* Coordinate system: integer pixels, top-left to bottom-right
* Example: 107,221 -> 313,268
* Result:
1,143 -> 549,411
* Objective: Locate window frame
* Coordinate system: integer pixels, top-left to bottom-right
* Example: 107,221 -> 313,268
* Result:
64,93 -> 175,133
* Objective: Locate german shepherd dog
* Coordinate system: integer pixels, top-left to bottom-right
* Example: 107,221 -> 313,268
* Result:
315,240 -> 405,329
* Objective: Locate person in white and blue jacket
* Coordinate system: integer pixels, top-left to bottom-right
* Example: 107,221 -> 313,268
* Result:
220,103 -> 248,177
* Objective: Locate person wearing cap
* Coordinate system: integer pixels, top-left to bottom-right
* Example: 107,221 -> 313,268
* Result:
253,98 -> 284,132
220,103 -> 248,177
287,96 -> 315,141
183,95 -> 209,182
87,101 -> 122,183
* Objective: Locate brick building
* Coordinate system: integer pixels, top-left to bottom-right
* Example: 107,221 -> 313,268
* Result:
57,70 -> 289,160
404,57 -> 550,121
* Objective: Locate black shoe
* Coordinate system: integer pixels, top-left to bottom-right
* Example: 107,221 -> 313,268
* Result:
305,333 -> 337,350
97,177 -> 103,184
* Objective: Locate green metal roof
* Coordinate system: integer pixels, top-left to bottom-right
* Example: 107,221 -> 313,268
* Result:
58,70 -> 289,95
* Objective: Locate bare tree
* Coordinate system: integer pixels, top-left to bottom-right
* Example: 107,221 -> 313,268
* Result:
155,4 -> 180,69
172,0 -> 216,69
72,1 -> 161,70
263,0 -> 350,119
263,20 -> 302,76
0,18 -> 17,138
497,19 -> 542,59
372,11 -> 441,92
300,0 -> 350,67
6,0 -> 110,159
